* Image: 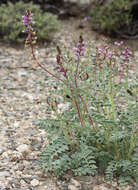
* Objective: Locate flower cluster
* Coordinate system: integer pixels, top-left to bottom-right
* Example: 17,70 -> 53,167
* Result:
96,44 -> 114,60
122,46 -> 132,62
114,41 -> 132,62
22,10 -> 37,49
83,16 -> 90,22
76,36 -> 85,58
22,10 -> 33,27
114,41 -> 124,47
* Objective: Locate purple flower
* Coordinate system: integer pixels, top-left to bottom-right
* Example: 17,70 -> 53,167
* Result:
83,17 -> 88,22
76,36 -> 85,58
22,15 -> 32,26
120,41 -> 124,46
114,42 -> 119,46
58,67 -> 68,77
83,16 -> 90,22
22,10 -> 33,27
114,41 -> 124,47
108,50 -> 113,59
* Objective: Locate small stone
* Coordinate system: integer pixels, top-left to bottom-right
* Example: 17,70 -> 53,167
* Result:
58,102 -> 70,111
1,151 -> 9,159
0,171 -> 10,178
93,186 -> 99,190
30,179 -> 39,187
0,149 -> 4,155
70,178 -> 81,187
18,71 -> 28,77
125,186 -> 130,190
18,164 -> 25,171
16,144 -> 30,156
118,186 -> 130,190
20,179 -> 27,186
68,184 -> 79,190
24,129 -> 38,136
98,185 -> 110,190
111,182 -> 118,187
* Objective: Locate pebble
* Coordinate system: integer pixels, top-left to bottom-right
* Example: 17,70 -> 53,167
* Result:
16,144 -> 30,155
18,71 -> 28,77
118,186 -> 130,190
70,178 -> 81,188
0,149 -> 4,155
30,179 -> 39,187
20,179 -> 27,186
93,185 -> 111,190
0,171 -> 10,178
68,184 -> 80,190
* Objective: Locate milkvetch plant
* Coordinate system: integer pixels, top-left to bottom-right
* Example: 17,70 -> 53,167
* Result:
22,10 -> 138,185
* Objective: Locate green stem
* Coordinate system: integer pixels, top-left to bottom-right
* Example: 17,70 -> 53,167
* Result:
125,66 -> 129,104
128,118 -> 135,159
109,71 -> 115,120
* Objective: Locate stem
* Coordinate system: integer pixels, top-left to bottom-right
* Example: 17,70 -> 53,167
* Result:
125,65 -> 129,104
73,97 -> 84,127
128,116 -> 135,159
79,95 -> 96,128
75,57 -> 80,88
109,71 -> 115,120
28,32 -> 64,83
74,56 -> 95,128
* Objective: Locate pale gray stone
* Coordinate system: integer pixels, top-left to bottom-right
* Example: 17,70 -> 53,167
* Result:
68,184 -> 80,190
0,171 -> 10,178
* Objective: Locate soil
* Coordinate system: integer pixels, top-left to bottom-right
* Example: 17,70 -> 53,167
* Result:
0,17 -> 137,190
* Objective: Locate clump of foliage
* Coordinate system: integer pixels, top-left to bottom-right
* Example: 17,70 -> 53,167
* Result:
0,1 -> 60,43
39,42 -> 138,185
23,11 -> 138,186
90,0 -> 132,35
37,40 -> 138,185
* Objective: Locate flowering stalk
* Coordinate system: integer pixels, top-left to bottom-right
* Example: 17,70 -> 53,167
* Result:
122,46 -> 132,104
22,10 -> 64,83
75,36 -> 95,128
56,46 -> 68,78
75,35 -> 84,88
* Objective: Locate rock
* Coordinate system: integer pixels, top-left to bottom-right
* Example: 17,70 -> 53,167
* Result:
93,185 -> 111,190
68,184 -> 80,190
1,151 -> 12,159
20,179 -> 27,186
93,186 -> 99,190
30,179 -> 39,187
70,178 -> 81,187
0,171 -> 10,178
24,129 -> 38,136
16,144 -> 30,156
118,186 -> 131,190
0,149 -> 4,155
58,102 -> 70,111
18,71 -> 28,77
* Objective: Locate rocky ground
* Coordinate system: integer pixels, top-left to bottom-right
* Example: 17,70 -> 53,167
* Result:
0,18 -> 137,190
